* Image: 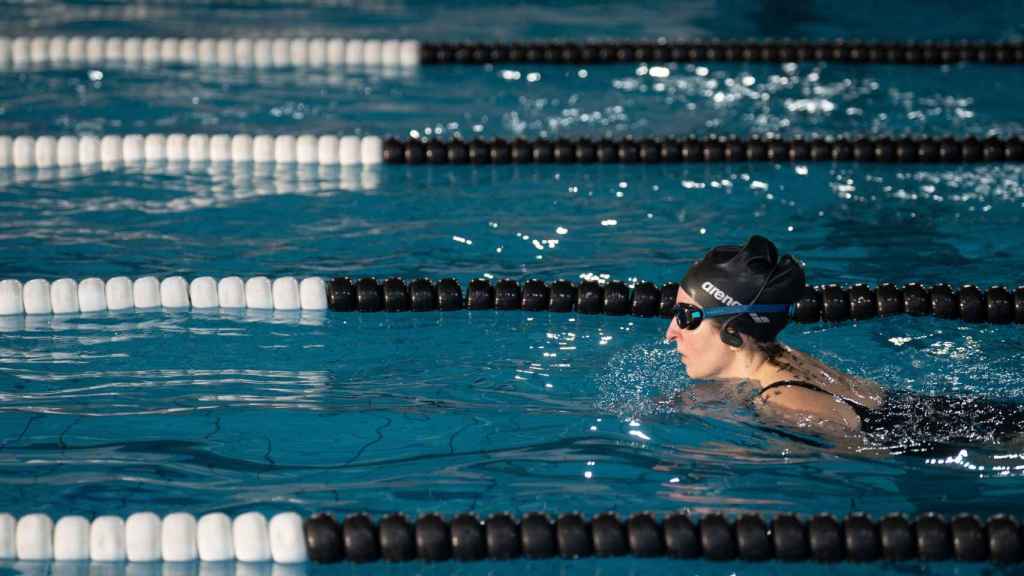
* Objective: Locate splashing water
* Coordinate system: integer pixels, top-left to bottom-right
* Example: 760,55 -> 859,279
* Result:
594,341 -> 690,419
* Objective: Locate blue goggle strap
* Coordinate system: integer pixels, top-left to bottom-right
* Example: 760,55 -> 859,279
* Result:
696,304 -> 794,320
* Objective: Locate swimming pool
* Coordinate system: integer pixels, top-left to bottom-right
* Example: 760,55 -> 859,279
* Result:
2,0 -> 1024,574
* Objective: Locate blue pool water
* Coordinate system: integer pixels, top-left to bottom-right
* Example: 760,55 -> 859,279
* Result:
3,1 -> 1024,575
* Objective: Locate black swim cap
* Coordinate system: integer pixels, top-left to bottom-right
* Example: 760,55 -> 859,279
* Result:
681,235 -> 805,342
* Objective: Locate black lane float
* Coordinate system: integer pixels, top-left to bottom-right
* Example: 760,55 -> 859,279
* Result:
381,135 -> 1024,164
327,277 -> 1024,325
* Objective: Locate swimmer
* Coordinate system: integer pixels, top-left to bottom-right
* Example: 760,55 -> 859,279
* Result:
666,235 -> 1024,451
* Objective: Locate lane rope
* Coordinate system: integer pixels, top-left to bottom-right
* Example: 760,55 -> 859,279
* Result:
0,36 -> 420,68
0,134 -> 383,168
0,509 -> 1019,564
1,276 -> 1021,325
2,37 -> 1022,68
420,39 -> 1024,65
4,134 -> 1020,168
380,136 -> 1024,164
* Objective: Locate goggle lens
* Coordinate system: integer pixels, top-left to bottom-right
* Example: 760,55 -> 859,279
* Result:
672,303 -> 704,330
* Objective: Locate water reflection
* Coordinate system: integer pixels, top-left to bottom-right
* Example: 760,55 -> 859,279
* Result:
0,310 -> 330,335
0,163 -> 381,214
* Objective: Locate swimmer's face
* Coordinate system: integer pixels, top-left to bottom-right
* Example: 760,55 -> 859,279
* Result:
664,287 -> 737,380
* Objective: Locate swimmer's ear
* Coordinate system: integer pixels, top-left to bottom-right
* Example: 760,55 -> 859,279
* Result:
720,324 -> 743,348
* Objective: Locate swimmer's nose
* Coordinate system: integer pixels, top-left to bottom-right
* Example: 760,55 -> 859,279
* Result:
665,318 -> 681,343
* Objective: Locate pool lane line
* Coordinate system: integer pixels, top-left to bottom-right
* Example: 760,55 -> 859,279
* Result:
421,39 -> 1024,65
0,36 -> 420,68
0,134 -> 383,168
2,134 -> 1022,169
2,37 -> 1022,68
1,276 -> 1021,325
1,510 -> 1020,563
381,135 -> 1024,164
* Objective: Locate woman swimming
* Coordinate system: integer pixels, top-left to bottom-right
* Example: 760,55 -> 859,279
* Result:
666,235 -> 1024,451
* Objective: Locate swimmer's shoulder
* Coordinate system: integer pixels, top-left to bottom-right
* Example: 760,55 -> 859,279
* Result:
768,344 -> 885,407
757,380 -> 866,431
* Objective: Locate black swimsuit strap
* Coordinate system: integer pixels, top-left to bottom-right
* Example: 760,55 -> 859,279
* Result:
759,380 -> 831,396
758,380 -> 874,419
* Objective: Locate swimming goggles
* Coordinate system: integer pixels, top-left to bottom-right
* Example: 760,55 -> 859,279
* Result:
672,302 -> 794,330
